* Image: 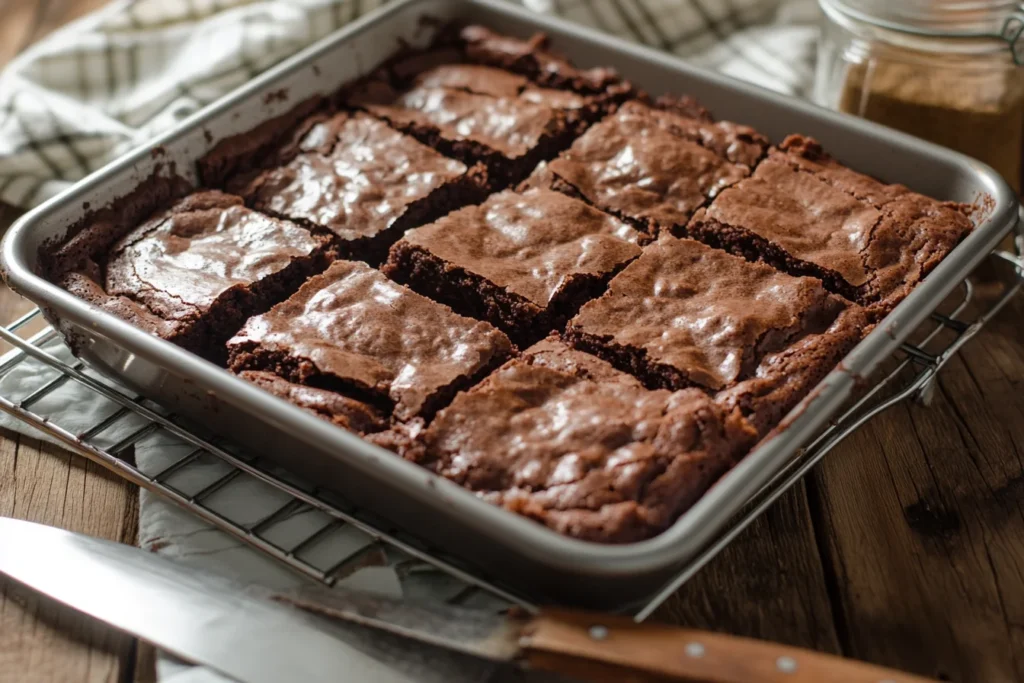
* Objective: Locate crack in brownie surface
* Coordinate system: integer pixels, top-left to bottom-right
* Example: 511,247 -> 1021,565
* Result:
228,111 -> 486,263
686,135 -> 973,309
567,236 -> 849,392
384,187 -> 643,345
416,337 -> 757,543
227,260 -> 513,422
62,190 -> 331,360
537,100 -> 769,235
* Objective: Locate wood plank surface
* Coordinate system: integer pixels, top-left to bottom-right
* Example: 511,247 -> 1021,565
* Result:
0,1 -> 1022,683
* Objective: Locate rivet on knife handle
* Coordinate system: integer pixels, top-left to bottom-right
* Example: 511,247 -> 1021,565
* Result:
519,609 -> 939,683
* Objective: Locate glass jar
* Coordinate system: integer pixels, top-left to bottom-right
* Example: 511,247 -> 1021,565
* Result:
814,0 -> 1024,191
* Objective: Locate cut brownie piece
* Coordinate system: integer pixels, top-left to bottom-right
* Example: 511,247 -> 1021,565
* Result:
236,370 -> 386,435
685,135 -> 973,309
227,260 -> 514,422
59,191 -> 332,361
383,187 -> 643,345
415,337 -> 757,543
566,236 -> 850,393
537,100 -> 769,235
347,63 -> 586,188
227,111 -> 487,264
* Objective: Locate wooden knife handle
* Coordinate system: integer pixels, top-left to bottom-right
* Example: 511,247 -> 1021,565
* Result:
520,609 -> 936,683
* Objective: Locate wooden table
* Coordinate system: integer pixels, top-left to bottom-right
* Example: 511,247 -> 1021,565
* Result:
2,2 -> 1023,682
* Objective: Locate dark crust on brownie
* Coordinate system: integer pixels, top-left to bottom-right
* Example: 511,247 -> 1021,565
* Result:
237,370 -> 387,435
228,332 -> 511,422
198,95 -> 330,188
39,173 -> 193,282
384,242 -> 550,346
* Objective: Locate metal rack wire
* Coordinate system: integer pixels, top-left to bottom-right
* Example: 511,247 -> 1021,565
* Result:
1,246 -> 1021,622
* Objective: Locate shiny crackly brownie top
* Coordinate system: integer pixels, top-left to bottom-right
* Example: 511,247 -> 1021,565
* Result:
568,236 -> 848,391
545,100 -> 767,231
229,112 -> 469,242
399,188 -> 642,307
227,260 -> 512,421
105,190 -> 321,319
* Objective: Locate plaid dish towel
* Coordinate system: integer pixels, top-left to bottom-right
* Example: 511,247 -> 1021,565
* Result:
0,0 -> 819,210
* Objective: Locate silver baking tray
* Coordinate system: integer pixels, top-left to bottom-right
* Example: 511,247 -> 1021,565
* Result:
2,0 -> 1020,609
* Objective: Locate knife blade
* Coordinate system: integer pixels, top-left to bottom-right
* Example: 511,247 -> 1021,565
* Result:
0,516 -> 470,683
1,517 -> 937,683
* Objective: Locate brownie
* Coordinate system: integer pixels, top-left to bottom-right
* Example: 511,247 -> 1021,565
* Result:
566,236 -> 850,393
59,190 -> 332,361
685,135 -> 973,309
535,100 -> 769,235
415,337 -> 757,543
347,64 -> 584,188
383,187 -> 643,345
227,260 -> 514,422
456,25 -> 623,95
227,111 -> 487,263
237,370 -> 386,435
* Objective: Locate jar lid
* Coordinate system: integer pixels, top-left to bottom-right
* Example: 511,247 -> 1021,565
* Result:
822,0 -> 1024,62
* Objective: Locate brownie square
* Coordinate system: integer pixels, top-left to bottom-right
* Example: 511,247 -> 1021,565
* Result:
227,111 -> 487,264
566,236 -> 850,393
686,135 -> 973,309
59,190 -> 332,361
383,187 -> 643,345
227,260 -> 514,422
347,63 -> 586,188
535,100 -> 769,235
415,337 -> 757,543
237,370 -> 387,436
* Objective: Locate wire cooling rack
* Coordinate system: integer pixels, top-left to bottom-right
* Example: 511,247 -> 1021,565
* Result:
0,245 -> 1021,622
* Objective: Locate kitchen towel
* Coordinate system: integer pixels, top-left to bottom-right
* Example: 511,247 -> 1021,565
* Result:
0,0 -> 820,680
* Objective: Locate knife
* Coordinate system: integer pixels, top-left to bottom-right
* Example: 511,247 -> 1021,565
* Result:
0,517 -> 933,683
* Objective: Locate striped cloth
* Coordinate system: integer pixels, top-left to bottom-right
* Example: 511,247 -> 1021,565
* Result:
0,0 -> 818,210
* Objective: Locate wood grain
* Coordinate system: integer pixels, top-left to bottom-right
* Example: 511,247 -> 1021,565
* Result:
0,428 -> 138,683
656,486 -> 842,656
810,290 -> 1024,682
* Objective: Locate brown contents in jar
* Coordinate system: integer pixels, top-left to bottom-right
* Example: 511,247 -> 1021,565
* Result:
840,56 -> 1024,191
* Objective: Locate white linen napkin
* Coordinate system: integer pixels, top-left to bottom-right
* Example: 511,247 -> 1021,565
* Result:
0,1 -> 819,680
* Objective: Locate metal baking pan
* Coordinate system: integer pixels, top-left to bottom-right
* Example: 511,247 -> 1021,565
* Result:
2,0 -> 1019,609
